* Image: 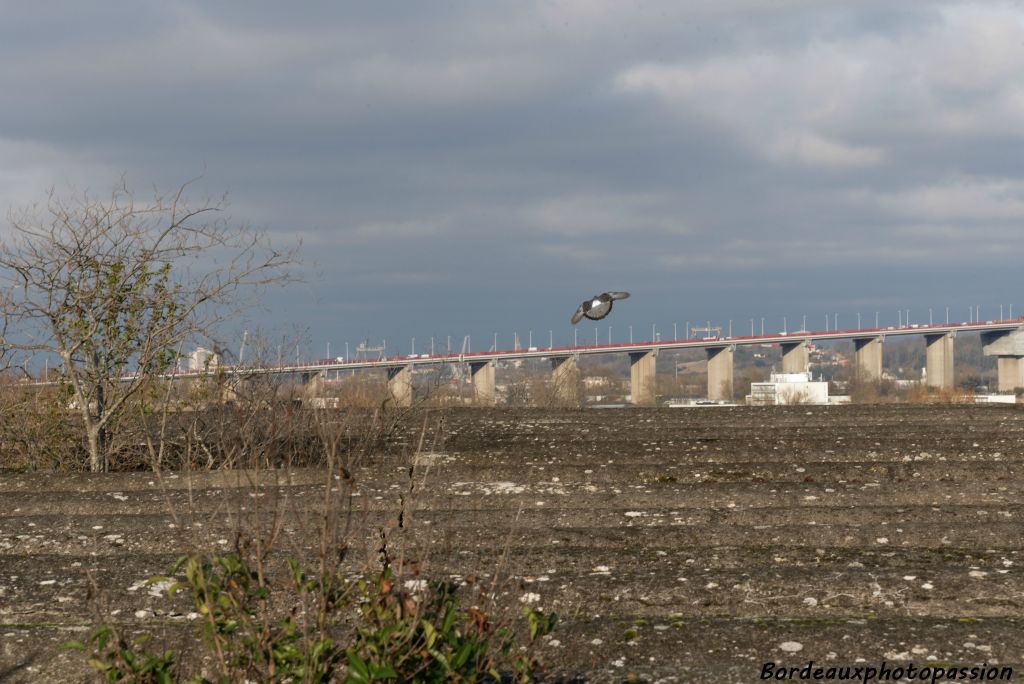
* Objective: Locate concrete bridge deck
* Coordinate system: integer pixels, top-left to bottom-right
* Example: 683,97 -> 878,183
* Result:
216,319 -> 1024,373
48,319 -> 1024,408
235,319 -> 1024,405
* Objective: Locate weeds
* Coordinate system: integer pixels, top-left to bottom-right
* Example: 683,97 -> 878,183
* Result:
70,553 -> 556,683
66,625 -> 176,684
66,364 -> 557,681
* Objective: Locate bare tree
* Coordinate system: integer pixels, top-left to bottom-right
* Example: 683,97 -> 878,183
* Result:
0,180 -> 295,471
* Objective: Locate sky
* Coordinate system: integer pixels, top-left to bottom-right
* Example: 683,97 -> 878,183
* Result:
2,1 -> 1023,358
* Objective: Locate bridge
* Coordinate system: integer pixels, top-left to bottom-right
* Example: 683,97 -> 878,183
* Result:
201,318 -> 1024,406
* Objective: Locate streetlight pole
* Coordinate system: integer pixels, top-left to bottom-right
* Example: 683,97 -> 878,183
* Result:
629,325 -> 633,343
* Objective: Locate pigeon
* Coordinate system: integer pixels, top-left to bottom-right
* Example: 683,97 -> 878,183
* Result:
571,291 -> 630,325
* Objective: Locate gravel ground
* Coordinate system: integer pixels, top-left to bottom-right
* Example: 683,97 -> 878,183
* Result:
1,404 -> 1023,682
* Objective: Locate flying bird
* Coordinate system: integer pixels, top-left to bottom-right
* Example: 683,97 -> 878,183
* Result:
571,291 -> 630,325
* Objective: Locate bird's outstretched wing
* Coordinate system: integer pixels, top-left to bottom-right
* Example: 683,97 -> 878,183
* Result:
570,303 -> 586,325
607,291 -> 630,301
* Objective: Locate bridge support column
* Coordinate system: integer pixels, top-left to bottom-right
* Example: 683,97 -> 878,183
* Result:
706,346 -> 734,401
550,356 -> 580,405
781,340 -> 809,374
925,332 -> 955,390
629,350 -> 657,406
189,374 -> 232,405
991,356 -> 1024,393
218,378 -> 239,404
386,365 -> 413,407
300,371 -> 325,398
995,357 -> 1024,393
981,327 -> 1024,392
854,337 -> 883,382
469,361 -> 496,406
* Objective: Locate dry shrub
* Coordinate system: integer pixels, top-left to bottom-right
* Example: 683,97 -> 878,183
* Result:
74,399 -> 557,682
0,382 -> 83,470
849,378 -> 976,405
901,385 -> 975,404
848,378 -> 899,404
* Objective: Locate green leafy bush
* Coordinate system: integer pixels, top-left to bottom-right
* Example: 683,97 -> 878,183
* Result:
65,625 -> 176,683
69,553 -> 557,683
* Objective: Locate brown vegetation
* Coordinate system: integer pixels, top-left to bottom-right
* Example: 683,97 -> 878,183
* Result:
0,181 -> 295,471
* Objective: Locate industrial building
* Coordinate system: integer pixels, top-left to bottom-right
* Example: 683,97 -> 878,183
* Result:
747,372 -> 829,406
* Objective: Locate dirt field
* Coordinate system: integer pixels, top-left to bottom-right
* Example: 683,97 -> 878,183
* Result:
2,405 -> 1023,682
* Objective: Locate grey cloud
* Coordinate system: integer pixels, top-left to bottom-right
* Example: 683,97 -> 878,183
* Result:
1,1 -> 1022,350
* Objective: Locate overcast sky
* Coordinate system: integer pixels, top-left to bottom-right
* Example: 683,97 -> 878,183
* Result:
2,1 -> 1023,357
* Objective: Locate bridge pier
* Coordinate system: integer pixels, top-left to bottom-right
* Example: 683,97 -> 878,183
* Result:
925,332 -> 955,389
854,337 -> 883,382
981,327 -> 1024,392
218,377 -> 239,404
629,350 -> 656,406
386,365 -> 413,407
995,357 -> 1024,393
187,374 -> 228,406
706,346 -> 734,401
470,361 -> 496,406
781,340 -> 809,374
550,356 -> 580,405
300,370 -> 325,398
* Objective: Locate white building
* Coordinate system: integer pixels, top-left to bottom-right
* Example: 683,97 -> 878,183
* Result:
747,372 -> 829,406
975,394 -> 1017,404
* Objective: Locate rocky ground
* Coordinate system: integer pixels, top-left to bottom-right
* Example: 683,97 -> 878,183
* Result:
1,404 -> 1023,682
